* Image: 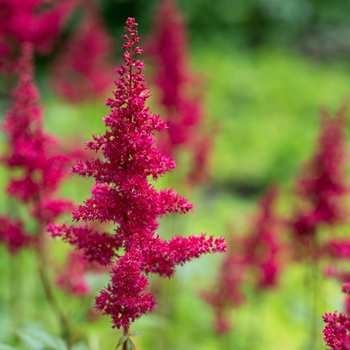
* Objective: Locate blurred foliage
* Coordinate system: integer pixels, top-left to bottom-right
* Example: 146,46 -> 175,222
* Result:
97,0 -> 350,57
40,37 -> 350,198
2,2 -> 350,349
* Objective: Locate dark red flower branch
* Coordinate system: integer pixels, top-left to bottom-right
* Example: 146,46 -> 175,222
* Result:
0,43 -> 75,251
201,231 -> 247,335
0,0 -> 79,74
290,105 -> 349,261
147,0 -> 212,184
51,0 -> 114,103
202,186 -> 282,334
0,42 -> 80,345
47,18 -> 226,337
289,105 -> 350,350
244,186 -> 282,290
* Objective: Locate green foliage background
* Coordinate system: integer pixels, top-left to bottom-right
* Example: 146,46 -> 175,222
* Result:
2,1 -> 350,349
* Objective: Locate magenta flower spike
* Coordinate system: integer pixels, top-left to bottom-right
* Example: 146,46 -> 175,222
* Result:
202,187 -> 282,335
0,43 -> 74,252
0,0 -> 79,69
47,18 -> 226,333
51,0 -> 113,102
291,105 -> 349,260
55,250 -> 91,297
244,186 -> 282,289
323,311 -> 350,349
147,0 -> 212,185
201,230 -> 247,335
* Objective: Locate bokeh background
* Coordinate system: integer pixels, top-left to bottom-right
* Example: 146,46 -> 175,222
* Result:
2,1 -> 350,349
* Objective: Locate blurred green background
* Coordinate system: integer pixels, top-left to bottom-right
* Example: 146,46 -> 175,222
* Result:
2,0 -> 350,349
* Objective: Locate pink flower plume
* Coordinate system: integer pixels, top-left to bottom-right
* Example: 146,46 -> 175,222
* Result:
48,17 -> 226,329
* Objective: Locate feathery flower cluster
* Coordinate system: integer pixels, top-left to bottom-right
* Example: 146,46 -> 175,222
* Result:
55,250 -> 90,296
0,217 -> 30,254
244,186 -> 282,289
147,0 -> 211,183
51,0 -> 113,102
202,187 -> 281,334
47,18 -> 226,330
323,311 -> 350,349
0,43 -> 74,252
291,106 -> 349,259
0,0 -> 78,72
327,241 -> 350,260
201,231 -> 247,334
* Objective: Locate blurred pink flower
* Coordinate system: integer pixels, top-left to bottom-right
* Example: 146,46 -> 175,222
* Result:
201,232 -> 247,335
202,186 -> 282,334
245,186 -> 282,289
147,0 -> 211,184
56,250 -> 90,297
0,0 -> 78,73
51,0 -> 113,102
0,43 -> 75,251
0,217 -> 31,254
291,106 -> 349,259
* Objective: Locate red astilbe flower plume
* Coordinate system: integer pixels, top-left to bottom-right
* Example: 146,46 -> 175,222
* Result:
0,42 -> 75,252
55,222 -> 111,298
47,18 -> 226,330
290,105 -> 349,260
55,250 -> 91,297
244,186 -> 282,289
96,249 -> 156,330
0,217 -> 31,254
323,284 -> 350,350
201,230 -> 247,335
323,312 -> 350,350
327,241 -> 350,260
202,188 -> 282,334
51,0 -> 113,103
147,0 -> 211,184
0,0 -> 79,73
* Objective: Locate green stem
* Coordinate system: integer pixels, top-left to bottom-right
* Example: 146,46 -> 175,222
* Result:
35,225 -> 72,349
122,327 -> 129,350
219,331 -> 232,350
243,292 -> 263,350
305,235 -> 319,350
309,238 -> 319,350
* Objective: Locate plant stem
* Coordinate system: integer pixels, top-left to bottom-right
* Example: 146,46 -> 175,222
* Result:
308,236 -> 319,350
122,327 -> 129,350
35,224 -> 72,349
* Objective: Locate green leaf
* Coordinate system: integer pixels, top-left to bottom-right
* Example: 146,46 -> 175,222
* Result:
16,330 -> 44,350
16,326 -> 67,350
128,332 -> 143,338
115,336 -> 128,349
126,339 -> 136,350
71,344 -> 89,350
0,344 -> 18,350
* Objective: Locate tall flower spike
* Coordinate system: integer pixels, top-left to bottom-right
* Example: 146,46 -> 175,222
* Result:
0,0 -> 79,76
147,0 -> 211,184
202,187 -> 282,334
47,18 -> 226,331
201,229 -> 247,335
51,0 -> 113,102
290,105 -> 349,260
244,186 -> 282,289
0,43 -> 75,252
